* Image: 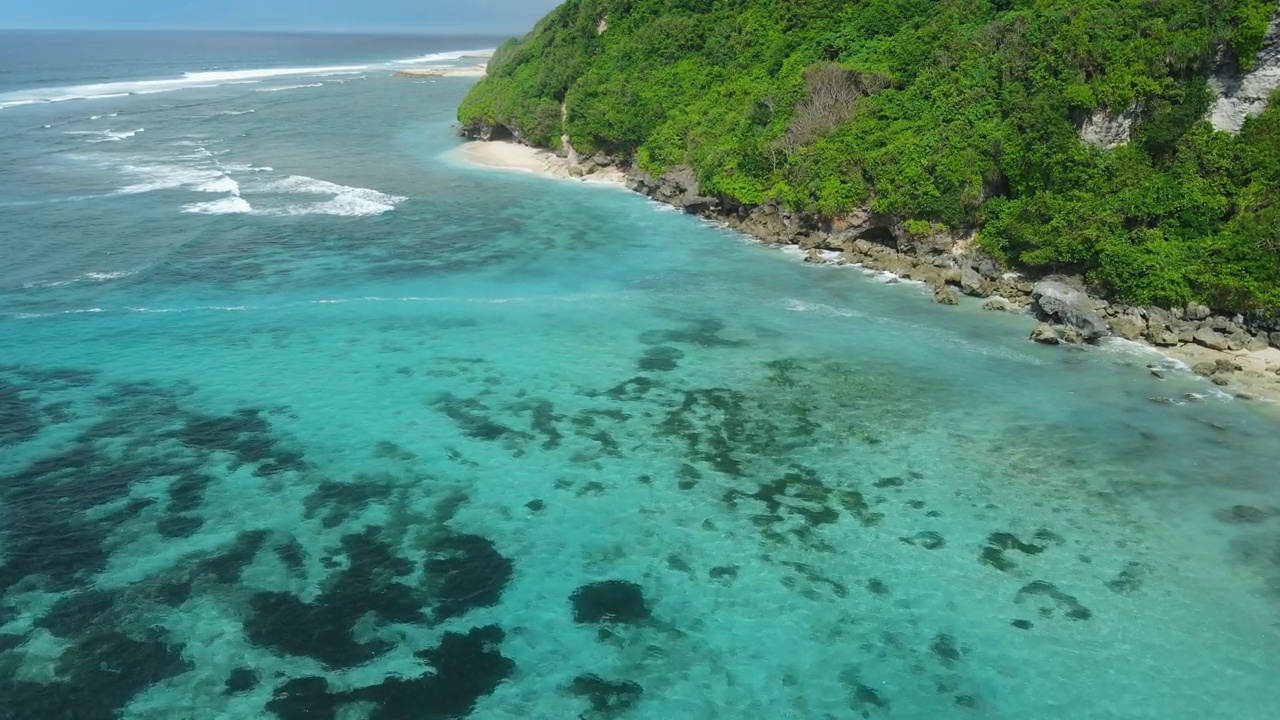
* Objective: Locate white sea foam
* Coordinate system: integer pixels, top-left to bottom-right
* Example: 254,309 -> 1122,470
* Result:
22,270 -> 137,290
269,192 -> 404,217
217,110 -> 255,116
0,64 -> 366,110
1,51 -> 482,110
88,151 -> 402,216
194,176 -> 240,194
84,271 -> 134,282
1098,336 -> 1191,368
6,304 -> 253,319
222,163 -> 273,173
255,83 -> 324,93
393,48 -> 495,64
252,174 -> 406,216
183,196 -> 253,215
116,163 -> 226,194
784,298 -> 860,318
67,128 -> 145,142
850,265 -> 928,287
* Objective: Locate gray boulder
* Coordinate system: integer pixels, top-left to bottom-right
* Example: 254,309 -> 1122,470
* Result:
1108,314 -> 1147,341
973,253 -> 1002,280
1248,333 -> 1271,352
652,166 -> 718,212
1215,358 -> 1243,373
1176,323 -> 1196,344
1061,326 -> 1086,345
1192,362 -> 1218,377
982,298 -> 1010,312
933,287 -> 960,306
905,264 -> 946,289
1271,331 -> 1280,349
1030,323 -> 1060,344
1192,327 -> 1230,351
1148,325 -> 1180,347
1186,303 -> 1211,322
960,266 -> 992,297
1031,281 -> 1109,341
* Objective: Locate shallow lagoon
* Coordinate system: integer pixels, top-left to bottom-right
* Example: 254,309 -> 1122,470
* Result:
1,35 -> 1279,720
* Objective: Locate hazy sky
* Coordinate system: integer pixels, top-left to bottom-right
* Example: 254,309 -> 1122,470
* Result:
0,0 -> 564,34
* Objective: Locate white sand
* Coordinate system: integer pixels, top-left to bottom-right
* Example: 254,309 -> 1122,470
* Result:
451,141 -> 627,186
394,65 -> 488,78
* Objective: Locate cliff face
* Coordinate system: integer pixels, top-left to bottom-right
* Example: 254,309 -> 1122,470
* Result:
1209,9 -> 1280,132
460,0 -> 1280,313
1078,103 -> 1140,150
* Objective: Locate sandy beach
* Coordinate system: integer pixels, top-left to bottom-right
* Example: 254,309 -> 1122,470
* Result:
394,64 -> 488,78
451,140 -> 627,185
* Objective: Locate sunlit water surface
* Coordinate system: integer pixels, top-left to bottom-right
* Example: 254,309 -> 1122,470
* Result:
1,30 -> 1278,720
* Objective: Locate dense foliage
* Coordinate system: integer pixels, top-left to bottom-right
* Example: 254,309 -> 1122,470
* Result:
459,0 -> 1280,311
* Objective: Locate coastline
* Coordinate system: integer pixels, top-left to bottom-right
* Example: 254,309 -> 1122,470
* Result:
394,65 -> 488,78
451,140 -> 626,185
1157,344 -> 1280,405
454,137 -> 1280,411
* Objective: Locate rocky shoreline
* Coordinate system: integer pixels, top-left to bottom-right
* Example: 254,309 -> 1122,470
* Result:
457,131 -> 1280,405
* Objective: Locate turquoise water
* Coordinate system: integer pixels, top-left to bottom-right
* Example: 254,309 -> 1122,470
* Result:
2,31 -> 1279,720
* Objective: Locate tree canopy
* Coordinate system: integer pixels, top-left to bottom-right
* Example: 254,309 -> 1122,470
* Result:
459,0 -> 1280,311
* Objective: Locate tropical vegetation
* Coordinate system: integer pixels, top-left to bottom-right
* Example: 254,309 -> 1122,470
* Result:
459,0 -> 1280,311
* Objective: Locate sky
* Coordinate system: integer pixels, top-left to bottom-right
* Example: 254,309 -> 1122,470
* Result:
0,0 -> 565,34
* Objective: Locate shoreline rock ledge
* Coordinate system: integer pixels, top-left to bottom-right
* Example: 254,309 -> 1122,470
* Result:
1030,281 -> 1110,342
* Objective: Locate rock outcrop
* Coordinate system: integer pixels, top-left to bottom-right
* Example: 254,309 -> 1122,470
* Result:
1030,323 -> 1060,344
625,166 -> 718,213
1208,8 -> 1280,133
1079,103 -> 1139,149
1107,313 -> 1147,341
1031,281 -> 1110,341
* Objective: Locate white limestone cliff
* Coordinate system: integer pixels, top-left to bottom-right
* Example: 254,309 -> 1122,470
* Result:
1208,7 -> 1280,133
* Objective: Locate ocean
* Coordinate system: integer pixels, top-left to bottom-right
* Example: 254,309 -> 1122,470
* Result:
0,29 -> 1278,720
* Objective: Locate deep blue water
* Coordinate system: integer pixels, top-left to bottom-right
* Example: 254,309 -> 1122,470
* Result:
0,30 -> 1278,720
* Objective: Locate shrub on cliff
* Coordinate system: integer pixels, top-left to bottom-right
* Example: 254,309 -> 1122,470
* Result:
459,0 -> 1280,312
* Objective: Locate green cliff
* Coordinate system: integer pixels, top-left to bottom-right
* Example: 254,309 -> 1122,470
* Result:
459,0 -> 1280,312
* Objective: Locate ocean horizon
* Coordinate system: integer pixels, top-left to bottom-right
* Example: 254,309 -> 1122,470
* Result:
1,28 -> 1279,720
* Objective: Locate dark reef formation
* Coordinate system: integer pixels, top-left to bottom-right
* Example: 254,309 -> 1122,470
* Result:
571,580 -> 650,624
265,626 -> 515,720
0,364 -> 523,720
